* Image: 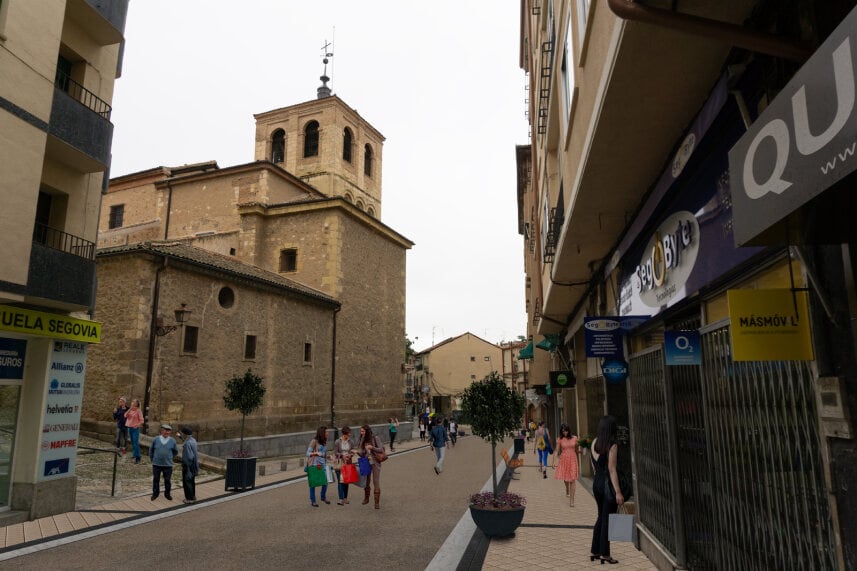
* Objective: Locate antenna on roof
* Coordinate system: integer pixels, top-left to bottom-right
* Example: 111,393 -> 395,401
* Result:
317,30 -> 335,99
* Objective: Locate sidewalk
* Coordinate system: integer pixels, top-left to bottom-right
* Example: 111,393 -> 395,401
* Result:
479,451 -> 655,570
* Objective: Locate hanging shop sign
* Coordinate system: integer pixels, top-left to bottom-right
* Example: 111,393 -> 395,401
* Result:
0,304 -> 101,343
38,341 -> 88,481
729,6 -> 857,246
602,359 -> 629,384
584,316 -> 648,358
727,289 -> 815,361
664,330 -> 701,366
549,369 -> 576,388
0,337 -> 27,379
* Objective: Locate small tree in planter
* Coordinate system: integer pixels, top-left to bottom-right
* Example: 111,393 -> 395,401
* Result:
223,368 -> 266,490
461,371 -> 527,537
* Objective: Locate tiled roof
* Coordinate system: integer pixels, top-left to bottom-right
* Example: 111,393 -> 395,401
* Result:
97,241 -> 339,307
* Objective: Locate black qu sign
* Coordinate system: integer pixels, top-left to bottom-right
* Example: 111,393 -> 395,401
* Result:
729,6 -> 857,246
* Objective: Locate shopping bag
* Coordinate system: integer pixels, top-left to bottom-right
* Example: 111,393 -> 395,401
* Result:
341,463 -> 359,484
325,464 -> 336,484
307,465 -> 327,487
357,456 -> 372,476
608,506 -> 637,542
352,474 -> 368,488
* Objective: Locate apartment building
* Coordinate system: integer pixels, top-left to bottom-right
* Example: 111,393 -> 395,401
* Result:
519,1 -> 856,569
0,0 -> 128,521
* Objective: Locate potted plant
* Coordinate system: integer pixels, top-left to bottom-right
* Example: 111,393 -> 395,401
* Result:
223,368 -> 266,491
461,371 -> 527,537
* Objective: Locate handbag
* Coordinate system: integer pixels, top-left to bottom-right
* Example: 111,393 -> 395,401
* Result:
357,456 -> 372,476
372,449 -> 388,463
340,463 -> 359,484
325,464 -> 336,484
608,504 -> 637,542
352,474 -> 368,488
306,465 -> 326,487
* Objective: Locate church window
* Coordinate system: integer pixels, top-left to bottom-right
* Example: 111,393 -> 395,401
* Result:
218,286 -> 234,309
271,129 -> 285,163
304,342 -> 313,364
279,248 -> 297,272
343,127 -> 353,163
183,326 -> 199,354
109,204 -> 124,229
244,334 -> 257,360
303,120 -> 319,157
363,144 -> 373,176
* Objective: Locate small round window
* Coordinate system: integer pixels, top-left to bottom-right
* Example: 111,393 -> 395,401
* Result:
218,287 -> 235,309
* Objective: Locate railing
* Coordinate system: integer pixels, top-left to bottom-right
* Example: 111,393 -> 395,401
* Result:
543,207 -> 562,263
32,222 -> 96,261
55,70 -> 112,119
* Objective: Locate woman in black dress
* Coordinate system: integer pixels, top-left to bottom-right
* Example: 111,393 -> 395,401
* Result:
589,415 -> 625,564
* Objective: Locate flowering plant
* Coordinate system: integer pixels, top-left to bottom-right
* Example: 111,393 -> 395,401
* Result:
469,491 -> 526,510
578,436 -> 593,449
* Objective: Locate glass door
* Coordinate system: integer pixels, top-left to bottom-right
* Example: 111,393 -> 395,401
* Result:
0,384 -> 21,509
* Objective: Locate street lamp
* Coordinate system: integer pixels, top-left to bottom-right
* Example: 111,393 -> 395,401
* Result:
155,303 -> 191,336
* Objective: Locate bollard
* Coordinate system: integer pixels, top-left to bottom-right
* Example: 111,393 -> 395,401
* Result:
280,460 -> 288,472
258,464 -> 266,476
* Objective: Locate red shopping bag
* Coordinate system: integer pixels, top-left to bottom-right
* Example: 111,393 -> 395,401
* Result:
341,463 -> 359,484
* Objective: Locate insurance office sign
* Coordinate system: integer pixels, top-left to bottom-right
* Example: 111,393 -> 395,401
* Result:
729,6 -> 857,246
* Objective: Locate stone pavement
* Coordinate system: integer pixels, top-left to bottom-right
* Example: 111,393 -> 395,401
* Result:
1,433 -> 657,570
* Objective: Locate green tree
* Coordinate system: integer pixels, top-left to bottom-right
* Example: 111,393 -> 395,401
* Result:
405,335 -> 416,361
223,369 -> 266,456
460,371 -> 525,499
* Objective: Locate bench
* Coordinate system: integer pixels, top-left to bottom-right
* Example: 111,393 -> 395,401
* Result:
501,448 -> 524,479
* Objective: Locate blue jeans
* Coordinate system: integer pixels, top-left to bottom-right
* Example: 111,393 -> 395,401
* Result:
129,427 -> 141,459
434,446 -> 446,473
538,449 -> 549,467
309,484 -> 328,504
116,427 -> 128,449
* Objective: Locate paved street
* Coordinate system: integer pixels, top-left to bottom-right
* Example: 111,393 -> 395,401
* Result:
7,436 -> 491,570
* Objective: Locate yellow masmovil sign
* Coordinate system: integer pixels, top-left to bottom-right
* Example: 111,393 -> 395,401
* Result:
727,289 -> 813,361
0,304 -> 101,343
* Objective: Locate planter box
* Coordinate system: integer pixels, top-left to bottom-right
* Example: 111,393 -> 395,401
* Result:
469,506 -> 525,538
225,457 -> 257,491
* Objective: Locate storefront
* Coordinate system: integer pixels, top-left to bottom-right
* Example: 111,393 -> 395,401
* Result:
0,304 -> 100,520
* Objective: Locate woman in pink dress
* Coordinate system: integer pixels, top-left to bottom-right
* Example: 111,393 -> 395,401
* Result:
552,423 -> 580,506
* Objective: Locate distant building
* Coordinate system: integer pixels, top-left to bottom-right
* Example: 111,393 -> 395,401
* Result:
85,86 -> 413,441
413,333 -> 503,415
0,0 -> 128,521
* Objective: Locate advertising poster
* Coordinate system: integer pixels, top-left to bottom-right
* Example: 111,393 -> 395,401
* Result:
584,316 -> 649,358
728,289 -> 814,361
38,341 -> 87,481
664,330 -> 701,366
0,337 -> 27,379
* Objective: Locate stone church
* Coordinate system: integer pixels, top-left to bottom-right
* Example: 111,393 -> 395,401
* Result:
82,80 -> 413,442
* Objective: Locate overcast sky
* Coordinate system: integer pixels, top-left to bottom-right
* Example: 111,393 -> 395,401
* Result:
110,1 -> 529,352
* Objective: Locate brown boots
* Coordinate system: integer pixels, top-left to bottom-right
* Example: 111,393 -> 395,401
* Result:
374,489 -> 381,509
362,486 -> 371,505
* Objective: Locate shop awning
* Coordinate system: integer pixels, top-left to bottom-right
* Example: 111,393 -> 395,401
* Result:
517,340 -> 534,360
536,334 -> 560,352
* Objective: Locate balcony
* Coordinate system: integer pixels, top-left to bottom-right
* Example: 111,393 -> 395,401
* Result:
47,72 -> 113,172
27,224 -> 96,309
66,0 -> 129,46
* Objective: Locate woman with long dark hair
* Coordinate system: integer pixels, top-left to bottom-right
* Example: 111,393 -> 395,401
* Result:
356,424 -> 385,508
333,426 -> 354,505
589,415 -> 624,564
306,426 -> 330,507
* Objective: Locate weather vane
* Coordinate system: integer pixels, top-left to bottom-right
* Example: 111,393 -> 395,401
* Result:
317,31 -> 335,99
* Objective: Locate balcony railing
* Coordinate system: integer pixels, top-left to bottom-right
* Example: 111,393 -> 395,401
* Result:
55,71 -> 112,119
33,222 -> 95,261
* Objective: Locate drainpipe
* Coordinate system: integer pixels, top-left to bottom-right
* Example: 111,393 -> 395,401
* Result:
606,0 -> 812,62
164,180 -> 173,240
330,306 -> 341,438
143,255 -> 168,435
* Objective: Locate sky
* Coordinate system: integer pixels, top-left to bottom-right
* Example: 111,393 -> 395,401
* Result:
109,1 -> 530,353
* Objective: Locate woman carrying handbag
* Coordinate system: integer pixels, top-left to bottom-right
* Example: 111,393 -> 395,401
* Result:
306,426 -> 330,507
589,415 -> 624,565
333,426 -> 356,505
356,424 -> 386,509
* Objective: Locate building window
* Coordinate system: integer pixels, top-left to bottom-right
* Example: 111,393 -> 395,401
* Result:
471,374 -> 476,380
470,356 -> 476,362
218,286 -> 234,309
271,129 -> 285,163
303,120 -> 319,157
229,247 -> 236,256
279,248 -> 297,272
343,127 -> 353,163
576,0 -> 591,52
244,334 -> 257,360
304,342 -> 313,364
108,204 -> 124,229
183,326 -> 199,354
363,144 -> 373,177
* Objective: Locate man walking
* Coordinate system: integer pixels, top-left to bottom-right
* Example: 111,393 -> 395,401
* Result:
449,419 -> 458,447
430,416 -> 449,475
149,423 -> 178,501
178,426 -> 199,504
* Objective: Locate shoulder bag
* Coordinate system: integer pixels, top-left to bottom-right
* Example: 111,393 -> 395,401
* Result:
371,436 -> 388,463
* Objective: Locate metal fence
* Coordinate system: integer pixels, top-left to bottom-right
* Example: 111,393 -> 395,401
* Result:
628,323 -> 838,570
